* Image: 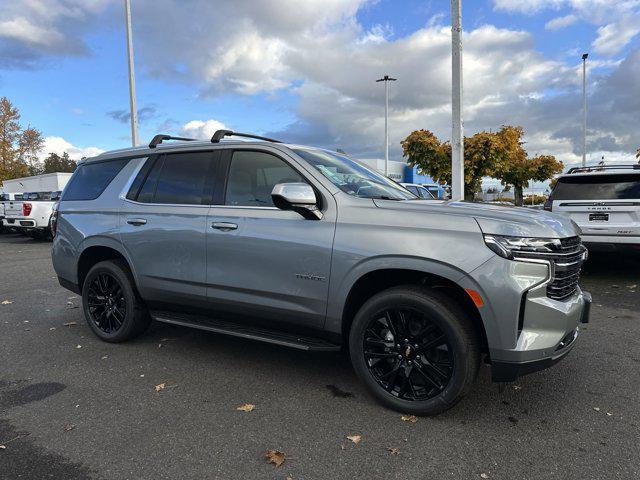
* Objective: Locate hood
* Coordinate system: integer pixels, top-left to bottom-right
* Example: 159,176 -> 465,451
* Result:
372,199 -> 580,238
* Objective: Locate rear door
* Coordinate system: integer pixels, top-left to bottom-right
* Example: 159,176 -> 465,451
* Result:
119,150 -> 219,309
205,148 -> 337,328
551,173 -> 640,237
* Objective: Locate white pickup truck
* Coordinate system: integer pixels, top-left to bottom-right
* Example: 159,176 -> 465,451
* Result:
3,191 -> 61,239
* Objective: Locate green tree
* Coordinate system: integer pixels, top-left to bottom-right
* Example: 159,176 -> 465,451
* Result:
42,152 -> 77,174
0,97 -> 44,181
493,126 -> 563,206
400,127 -> 513,200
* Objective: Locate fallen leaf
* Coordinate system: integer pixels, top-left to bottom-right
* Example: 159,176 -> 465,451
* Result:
63,321 -> 77,327
155,383 -> 166,392
513,385 -> 522,391
101,355 -> 108,360
75,344 -> 82,349
346,435 -> 361,444
606,412 -> 613,416
265,450 -> 285,467
49,327 -> 56,331
1,300 -> 12,305
63,424 -> 75,432
339,444 -> 345,450
628,284 -> 637,289
593,407 -> 600,412
236,403 -> 255,412
387,447 -> 399,455
0,445 -> 5,449
401,415 -> 418,423
139,374 -> 145,378
480,474 -> 489,479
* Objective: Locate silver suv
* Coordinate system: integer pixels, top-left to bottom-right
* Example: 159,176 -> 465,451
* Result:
52,130 -> 591,415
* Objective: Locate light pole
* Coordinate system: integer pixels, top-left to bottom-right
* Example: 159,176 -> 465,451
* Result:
581,52 -> 588,167
451,0 -> 464,200
376,75 -> 396,177
124,0 -> 139,147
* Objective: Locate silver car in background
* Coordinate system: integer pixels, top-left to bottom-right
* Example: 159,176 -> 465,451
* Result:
52,130 -> 591,415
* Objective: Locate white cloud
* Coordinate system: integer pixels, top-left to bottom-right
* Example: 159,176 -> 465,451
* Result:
181,120 -> 228,140
545,14 -> 578,30
0,17 -> 64,45
592,18 -> 640,56
41,136 -> 103,160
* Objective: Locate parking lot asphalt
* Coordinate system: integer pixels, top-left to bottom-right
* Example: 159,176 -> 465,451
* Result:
1,233 -> 639,480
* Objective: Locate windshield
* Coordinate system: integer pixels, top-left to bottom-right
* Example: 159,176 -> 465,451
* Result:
293,148 -> 416,200
553,174 -> 640,200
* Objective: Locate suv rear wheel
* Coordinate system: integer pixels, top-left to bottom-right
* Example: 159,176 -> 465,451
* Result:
349,286 -> 480,416
82,260 -> 151,342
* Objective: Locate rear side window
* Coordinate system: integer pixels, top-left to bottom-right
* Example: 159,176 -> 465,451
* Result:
553,174 -> 640,200
63,159 -> 129,201
131,152 -> 214,205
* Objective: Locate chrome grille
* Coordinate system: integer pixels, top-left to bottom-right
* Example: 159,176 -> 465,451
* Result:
547,237 -> 585,300
515,236 -> 586,301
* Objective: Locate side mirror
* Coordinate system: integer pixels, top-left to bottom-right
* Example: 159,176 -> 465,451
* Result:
271,183 -> 323,220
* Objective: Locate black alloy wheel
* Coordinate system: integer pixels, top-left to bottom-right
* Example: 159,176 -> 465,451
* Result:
87,272 -> 127,334
82,259 -> 151,342
349,286 -> 480,416
363,307 -> 454,401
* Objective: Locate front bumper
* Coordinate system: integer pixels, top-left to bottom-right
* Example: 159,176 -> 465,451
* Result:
466,254 -> 591,383
491,290 -> 591,382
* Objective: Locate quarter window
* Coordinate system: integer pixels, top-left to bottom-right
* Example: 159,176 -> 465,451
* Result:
63,158 -> 129,201
225,151 -> 305,207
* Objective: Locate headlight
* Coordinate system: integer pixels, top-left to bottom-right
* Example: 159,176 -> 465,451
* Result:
483,234 -> 561,260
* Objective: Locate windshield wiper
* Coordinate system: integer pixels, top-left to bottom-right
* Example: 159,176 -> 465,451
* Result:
367,195 -> 404,201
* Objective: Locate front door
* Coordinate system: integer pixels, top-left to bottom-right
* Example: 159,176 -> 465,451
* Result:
119,150 -> 218,309
206,148 -> 336,328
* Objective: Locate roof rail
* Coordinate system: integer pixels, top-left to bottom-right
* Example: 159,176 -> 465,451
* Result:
149,134 -> 197,149
210,129 -> 281,144
567,164 -> 640,174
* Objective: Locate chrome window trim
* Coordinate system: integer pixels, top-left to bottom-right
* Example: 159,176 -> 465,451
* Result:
118,157 -> 149,201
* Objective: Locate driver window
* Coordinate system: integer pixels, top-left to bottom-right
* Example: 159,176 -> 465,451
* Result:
226,151 -> 305,207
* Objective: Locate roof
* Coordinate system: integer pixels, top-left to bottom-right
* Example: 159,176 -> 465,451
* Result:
84,139 -> 301,163
559,164 -> 640,177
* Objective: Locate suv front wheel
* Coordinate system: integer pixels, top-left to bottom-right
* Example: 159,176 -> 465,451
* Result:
349,286 -> 480,416
82,260 -> 151,342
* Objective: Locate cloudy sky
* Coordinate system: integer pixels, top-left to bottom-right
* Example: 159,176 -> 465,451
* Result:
0,0 -> 638,171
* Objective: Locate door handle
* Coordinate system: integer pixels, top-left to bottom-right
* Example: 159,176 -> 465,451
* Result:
126,218 -> 147,226
211,222 -> 237,231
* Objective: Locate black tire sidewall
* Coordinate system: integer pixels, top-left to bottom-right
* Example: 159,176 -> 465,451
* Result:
82,260 -> 141,343
349,287 -> 479,416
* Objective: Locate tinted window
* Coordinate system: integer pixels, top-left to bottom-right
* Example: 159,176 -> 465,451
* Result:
62,159 -> 129,201
553,174 -> 640,200
136,152 -> 212,205
405,185 -> 419,195
226,151 -> 305,207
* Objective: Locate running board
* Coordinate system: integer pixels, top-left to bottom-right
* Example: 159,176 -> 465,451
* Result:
150,311 -> 341,352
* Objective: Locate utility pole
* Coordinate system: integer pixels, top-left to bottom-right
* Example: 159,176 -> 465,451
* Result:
582,53 -> 588,167
124,0 -> 139,147
376,75 -> 397,177
451,0 -> 464,200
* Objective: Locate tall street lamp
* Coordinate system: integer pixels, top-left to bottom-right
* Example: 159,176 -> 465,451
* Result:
124,0 -> 139,147
581,52 -> 588,167
376,75 -> 397,177
451,0 -> 464,201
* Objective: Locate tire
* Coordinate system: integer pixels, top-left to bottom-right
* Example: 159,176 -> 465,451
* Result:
349,286 -> 480,416
81,259 -> 151,342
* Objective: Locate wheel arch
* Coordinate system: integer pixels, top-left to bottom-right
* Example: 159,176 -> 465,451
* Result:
329,257 -> 492,354
76,238 -> 138,293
